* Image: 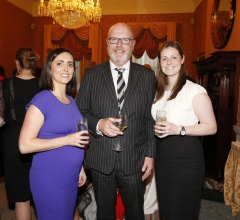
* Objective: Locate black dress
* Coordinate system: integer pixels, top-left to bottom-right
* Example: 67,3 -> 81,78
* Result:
2,77 -> 39,201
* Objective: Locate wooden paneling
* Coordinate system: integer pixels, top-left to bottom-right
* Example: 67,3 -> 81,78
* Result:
0,0 -> 34,78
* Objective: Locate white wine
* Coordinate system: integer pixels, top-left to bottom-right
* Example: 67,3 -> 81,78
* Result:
156,111 -> 167,123
157,116 -> 167,122
114,122 -> 127,131
117,125 -> 127,131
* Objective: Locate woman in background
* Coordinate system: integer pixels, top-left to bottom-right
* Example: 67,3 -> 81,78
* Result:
0,47 -> 40,220
19,48 -> 89,220
152,41 -> 217,220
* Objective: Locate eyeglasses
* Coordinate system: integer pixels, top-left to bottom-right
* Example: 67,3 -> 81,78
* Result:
108,38 -> 133,45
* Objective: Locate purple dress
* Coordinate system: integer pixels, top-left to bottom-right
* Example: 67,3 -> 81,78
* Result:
27,90 -> 84,220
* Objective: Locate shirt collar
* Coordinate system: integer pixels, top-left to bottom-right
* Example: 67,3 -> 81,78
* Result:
109,60 -> 130,72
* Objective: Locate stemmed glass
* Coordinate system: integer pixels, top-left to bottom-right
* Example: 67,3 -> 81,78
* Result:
112,113 -> 128,151
76,117 -> 89,146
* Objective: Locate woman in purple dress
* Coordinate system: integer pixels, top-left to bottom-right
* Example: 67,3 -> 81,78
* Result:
19,48 -> 89,220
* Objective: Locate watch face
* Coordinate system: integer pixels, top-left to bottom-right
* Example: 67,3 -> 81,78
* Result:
180,127 -> 186,136
181,130 -> 186,135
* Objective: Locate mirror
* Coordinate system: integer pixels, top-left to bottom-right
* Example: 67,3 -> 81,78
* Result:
210,0 -> 236,49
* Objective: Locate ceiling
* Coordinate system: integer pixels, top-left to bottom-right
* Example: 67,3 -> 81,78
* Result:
7,0 -> 202,17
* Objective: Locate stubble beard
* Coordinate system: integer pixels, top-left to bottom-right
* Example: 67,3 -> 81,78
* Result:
107,47 -> 132,66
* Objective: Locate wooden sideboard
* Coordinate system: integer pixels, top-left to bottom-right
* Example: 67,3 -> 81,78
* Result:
193,51 -> 240,179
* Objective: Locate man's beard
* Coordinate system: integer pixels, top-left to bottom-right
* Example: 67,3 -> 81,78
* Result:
107,47 -> 132,66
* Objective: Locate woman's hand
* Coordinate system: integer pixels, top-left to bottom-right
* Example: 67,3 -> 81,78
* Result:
67,131 -> 90,148
78,166 -> 87,187
154,121 -> 181,138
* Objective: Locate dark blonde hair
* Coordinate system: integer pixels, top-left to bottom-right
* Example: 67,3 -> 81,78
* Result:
16,47 -> 39,75
40,48 -> 77,98
154,41 -> 186,103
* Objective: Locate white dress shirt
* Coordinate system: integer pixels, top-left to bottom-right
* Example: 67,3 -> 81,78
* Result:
96,60 -> 130,134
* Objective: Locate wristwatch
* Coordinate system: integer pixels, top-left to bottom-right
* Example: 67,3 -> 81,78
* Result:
180,126 -> 186,136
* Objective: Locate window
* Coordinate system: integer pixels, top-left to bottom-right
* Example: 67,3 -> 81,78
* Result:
132,51 -> 159,75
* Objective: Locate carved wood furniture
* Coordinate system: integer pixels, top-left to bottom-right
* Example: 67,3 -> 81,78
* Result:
193,51 -> 240,179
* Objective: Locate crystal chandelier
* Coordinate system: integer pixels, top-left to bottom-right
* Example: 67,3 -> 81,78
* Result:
38,0 -> 102,29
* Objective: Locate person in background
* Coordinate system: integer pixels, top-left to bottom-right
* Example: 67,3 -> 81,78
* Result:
0,66 -> 6,81
0,65 -> 6,178
77,22 -> 156,220
142,64 -> 159,219
152,41 -> 217,220
0,47 -> 40,220
19,48 -> 89,220
143,64 -> 152,70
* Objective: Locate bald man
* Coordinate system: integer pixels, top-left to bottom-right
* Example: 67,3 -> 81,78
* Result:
76,23 -> 156,220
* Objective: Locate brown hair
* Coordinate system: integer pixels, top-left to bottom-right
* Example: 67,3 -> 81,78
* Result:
154,41 -> 186,103
16,47 -> 39,76
40,48 -> 77,98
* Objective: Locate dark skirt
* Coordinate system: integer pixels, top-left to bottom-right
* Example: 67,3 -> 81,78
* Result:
155,135 -> 204,220
3,124 -> 32,201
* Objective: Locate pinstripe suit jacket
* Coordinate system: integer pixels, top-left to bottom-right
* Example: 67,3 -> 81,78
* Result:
76,61 -> 156,175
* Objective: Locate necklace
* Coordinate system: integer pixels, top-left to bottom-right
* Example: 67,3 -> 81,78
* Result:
55,96 -> 71,111
63,103 -> 71,111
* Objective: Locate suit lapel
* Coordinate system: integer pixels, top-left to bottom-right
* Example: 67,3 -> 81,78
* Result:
121,62 -> 139,112
102,62 -> 118,109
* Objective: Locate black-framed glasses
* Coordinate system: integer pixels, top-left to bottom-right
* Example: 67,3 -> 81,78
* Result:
108,38 -> 133,45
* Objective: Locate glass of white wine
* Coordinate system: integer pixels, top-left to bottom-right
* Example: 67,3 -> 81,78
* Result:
156,110 -> 167,122
112,113 -> 127,151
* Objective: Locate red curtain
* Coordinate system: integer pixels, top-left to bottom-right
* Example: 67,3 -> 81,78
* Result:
51,24 -> 90,61
127,22 -> 176,59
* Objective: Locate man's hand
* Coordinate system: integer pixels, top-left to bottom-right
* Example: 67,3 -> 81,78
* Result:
141,157 -> 154,181
98,118 -> 123,137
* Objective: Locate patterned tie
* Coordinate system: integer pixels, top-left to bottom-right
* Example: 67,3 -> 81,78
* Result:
115,68 -> 126,113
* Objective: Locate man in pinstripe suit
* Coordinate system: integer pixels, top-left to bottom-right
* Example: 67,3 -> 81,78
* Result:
76,23 -> 156,220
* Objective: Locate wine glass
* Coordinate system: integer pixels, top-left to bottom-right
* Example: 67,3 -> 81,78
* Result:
156,110 -> 167,122
112,113 -> 128,151
76,117 -> 88,146
76,117 -> 88,132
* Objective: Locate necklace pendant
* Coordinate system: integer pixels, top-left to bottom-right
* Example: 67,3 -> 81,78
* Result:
64,103 -> 70,111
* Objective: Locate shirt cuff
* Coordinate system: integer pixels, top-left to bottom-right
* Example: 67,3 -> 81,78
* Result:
96,120 -> 103,136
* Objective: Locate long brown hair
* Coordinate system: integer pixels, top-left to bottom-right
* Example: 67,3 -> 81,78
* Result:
154,41 -> 186,103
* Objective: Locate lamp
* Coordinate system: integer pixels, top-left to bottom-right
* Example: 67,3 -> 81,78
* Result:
38,0 -> 101,29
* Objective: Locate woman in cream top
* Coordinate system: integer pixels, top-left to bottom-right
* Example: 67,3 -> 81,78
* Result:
152,41 -> 217,220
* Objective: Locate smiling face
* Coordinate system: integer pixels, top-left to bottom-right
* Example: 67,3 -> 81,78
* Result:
160,46 -> 185,79
106,23 -> 136,68
50,52 -> 74,86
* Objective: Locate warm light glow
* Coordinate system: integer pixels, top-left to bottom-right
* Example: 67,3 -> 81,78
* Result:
38,0 -> 101,29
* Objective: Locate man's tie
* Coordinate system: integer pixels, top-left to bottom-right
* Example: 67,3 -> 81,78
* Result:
115,68 -> 126,113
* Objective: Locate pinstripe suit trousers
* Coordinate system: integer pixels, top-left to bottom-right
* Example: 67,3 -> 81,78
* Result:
90,153 -> 145,220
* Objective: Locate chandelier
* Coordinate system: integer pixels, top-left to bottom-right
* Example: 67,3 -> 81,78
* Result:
38,0 -> 102,29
